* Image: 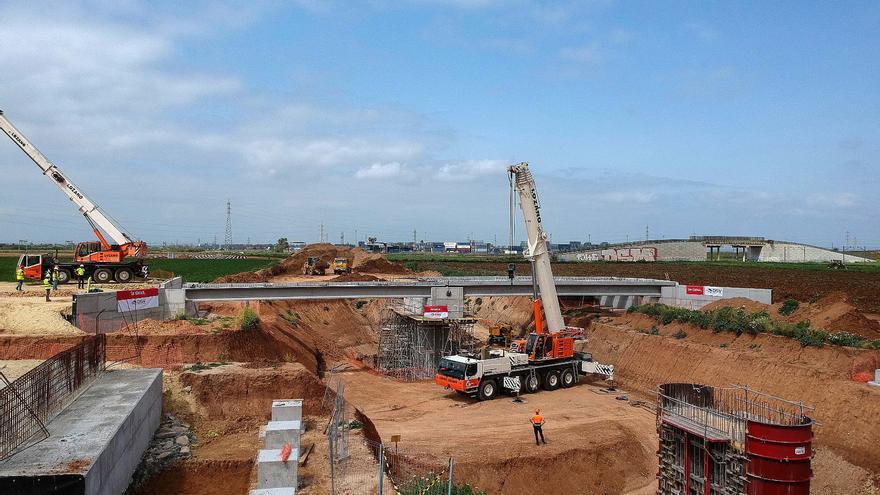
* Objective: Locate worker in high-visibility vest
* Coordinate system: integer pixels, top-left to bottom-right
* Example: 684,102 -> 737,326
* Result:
75,264 -> 86,289
51,266 -> 60,290
43,275 -> 52,302
16,265 -> 25,291
530,409 -> 546,445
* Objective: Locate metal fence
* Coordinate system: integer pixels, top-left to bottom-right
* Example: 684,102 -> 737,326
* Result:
0,335 -> 106,459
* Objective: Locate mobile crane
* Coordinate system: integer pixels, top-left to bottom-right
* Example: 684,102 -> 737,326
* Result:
435,162 -> 613,400
1,109 -> 149,284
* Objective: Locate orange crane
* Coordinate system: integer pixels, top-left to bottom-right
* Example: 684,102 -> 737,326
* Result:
1,109 -> 149,283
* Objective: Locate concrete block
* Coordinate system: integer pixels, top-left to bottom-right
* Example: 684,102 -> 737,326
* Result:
257,448 -> 299,489
272,399 -> 303,422
250,488 -> 296,495
869,369 -> 880,388
265,421 -> 302,449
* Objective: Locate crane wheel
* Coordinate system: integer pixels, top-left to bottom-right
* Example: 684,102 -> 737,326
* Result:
560,368 -> 575,388
56,269 -> 72,285
115,268 -> 134,283
524,374 -> 540,393
543,371 -> 560,391
478,379 -> 497,401
94,268 -> 113,284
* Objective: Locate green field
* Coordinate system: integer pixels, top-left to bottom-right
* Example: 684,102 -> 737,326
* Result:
0,256 -> 277,283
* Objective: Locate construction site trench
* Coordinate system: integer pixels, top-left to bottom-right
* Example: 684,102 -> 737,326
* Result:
1,246 -> 878,494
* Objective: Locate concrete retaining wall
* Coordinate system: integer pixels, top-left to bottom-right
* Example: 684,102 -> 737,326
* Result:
0,369 -> 162,495
73,277 -> 194,333
560,238 -> 874,264
560,241 -> 705,262
758,242 -> 872,263
659,285 -> 772,310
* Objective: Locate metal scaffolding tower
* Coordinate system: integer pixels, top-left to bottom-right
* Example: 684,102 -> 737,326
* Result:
377,306 -> 476,381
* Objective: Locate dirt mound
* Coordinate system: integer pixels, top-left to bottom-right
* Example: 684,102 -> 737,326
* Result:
778,291 -> 880,338
213,271 -> 267,283
333,273 -> 384,282
214,243 -> 410,282
700,297 -> 771,313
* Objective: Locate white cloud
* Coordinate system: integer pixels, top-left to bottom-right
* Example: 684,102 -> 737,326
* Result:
807,193 -> 858,208
594,191 -> 657,203
433,159 -> 508,181
355,162 -> 408,179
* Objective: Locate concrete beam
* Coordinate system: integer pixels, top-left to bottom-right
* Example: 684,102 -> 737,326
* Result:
184,277 -> 676,302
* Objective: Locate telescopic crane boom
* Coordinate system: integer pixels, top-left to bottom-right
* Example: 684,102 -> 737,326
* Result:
508,162 -> 565,333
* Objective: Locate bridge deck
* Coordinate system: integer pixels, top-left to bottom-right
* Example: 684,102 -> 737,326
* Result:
184,276 -> 677,302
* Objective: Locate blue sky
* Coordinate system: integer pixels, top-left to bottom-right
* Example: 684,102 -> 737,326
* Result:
1,0 -> 877,248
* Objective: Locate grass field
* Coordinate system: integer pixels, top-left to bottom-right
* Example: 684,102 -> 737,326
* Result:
0,256 -> 277,283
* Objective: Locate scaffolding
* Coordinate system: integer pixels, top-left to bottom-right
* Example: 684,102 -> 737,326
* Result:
656,383 -> 814,495
377,305 -> 476,381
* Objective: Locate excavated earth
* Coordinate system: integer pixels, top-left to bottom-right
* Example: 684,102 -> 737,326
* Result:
1,250 -> 879,494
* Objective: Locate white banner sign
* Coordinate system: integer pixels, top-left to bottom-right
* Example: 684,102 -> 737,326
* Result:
116,288 -> 159,312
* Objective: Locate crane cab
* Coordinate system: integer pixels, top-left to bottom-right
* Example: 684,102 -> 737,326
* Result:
16,254 -> 46,281
73,240 -> 147,263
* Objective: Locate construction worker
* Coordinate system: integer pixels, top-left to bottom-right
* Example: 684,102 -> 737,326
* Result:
75,264 -> 86,289
51,266 -> 60,290
16,265 -> 25,291
43,274 -> 52,302
530,409 -> 546,445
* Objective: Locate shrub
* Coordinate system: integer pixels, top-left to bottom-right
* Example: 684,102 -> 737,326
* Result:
779,299 -> 800,316
650,326 -> 659,335
826,332 -> 866,348
864,340 -> 880,350
794,326 -> 827,348
239,307 -> 260,331
673,330 -> 687,339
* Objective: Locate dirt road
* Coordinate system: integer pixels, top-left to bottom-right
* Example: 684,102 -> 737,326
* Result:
340,369 -> 658,495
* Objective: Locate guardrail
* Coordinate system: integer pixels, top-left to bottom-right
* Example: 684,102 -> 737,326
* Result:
0,335 -> 106,460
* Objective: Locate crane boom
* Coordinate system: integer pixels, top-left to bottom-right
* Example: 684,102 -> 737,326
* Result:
0,109 -> 132,247
508,162 -> 565,333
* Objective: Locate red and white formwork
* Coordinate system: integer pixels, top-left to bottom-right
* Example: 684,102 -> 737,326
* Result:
656,383 -> 814,495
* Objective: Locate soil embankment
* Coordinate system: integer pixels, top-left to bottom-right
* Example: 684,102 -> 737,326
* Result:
215,244 -> 411,283
585,313 -> 880,480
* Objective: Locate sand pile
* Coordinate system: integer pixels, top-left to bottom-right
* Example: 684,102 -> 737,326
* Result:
214,243 -> 410,283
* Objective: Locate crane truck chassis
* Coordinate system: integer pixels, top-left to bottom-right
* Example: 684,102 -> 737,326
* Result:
16,251 -> 148,284
435,349 -> 613,400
